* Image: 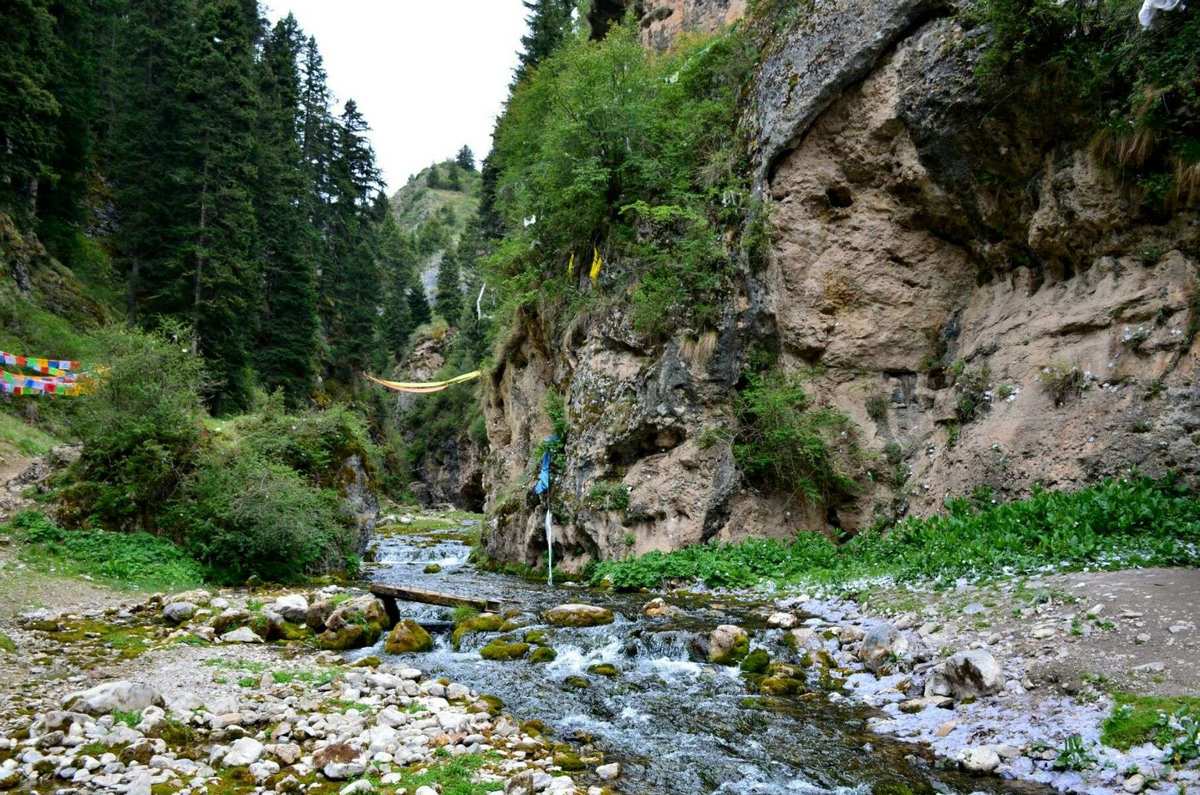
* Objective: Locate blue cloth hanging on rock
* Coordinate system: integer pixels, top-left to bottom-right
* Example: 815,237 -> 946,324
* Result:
533,435 -> 558,495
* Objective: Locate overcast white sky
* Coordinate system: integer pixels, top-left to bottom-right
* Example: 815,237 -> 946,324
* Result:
265,1 -> 529,193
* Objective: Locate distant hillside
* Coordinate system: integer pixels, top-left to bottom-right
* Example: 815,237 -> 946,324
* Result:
389,158 -> 481,300
390,159 -> 481,238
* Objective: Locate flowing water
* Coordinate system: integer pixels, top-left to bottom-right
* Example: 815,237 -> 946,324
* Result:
358,519 -> 1044,795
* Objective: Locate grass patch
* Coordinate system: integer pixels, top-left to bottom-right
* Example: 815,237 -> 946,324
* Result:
589,477 -> 1200,589
1102,692 -> 1200,750
8,510 -> 205,591
112,710 -> 141,729
388,752 -> 501,795
0,413 -> 61,457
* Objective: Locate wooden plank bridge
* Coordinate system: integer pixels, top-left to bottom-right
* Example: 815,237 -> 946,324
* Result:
369,583 -> 501,625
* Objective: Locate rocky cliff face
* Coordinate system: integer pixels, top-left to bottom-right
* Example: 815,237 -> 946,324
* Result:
481,0 -> 1199,570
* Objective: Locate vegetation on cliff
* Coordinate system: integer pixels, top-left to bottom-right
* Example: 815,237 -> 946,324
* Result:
975,0 -> 1199,207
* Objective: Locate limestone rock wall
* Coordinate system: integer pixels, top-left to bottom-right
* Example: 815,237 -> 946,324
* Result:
480,0 -> 1200,570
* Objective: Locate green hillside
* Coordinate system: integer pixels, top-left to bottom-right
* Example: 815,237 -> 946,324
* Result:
390,158 -> 481,240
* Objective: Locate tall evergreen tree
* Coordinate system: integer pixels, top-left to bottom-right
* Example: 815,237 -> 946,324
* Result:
325,99 -> 383,382
407,283 -> 432,329
0,0 -> 63,216
514,0 -> 575,85
173,0 -> 262,413
254,14 -> 319,407
434,246 -> 462,323
378,212 -> 417,359
455,145 -> 475,172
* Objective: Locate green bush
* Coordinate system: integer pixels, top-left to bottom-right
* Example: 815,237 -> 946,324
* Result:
590,477 -> 1200,589
972,0 -> 1200,207
62,323 -> 206,532
734,371 -> 858,504
233,401 -> 379,488
486,19 -> 756,332
8,510 -> 204,591
167,451 -> 354,584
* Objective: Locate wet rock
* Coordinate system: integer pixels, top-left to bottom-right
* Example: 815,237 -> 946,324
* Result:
587,663 -> 619,677
161,602 -> 196,625
423,563 -> 442,574
451,613 -> 505,648
759,675 -> 805,696
271,594 -> 309,624
221,626 -> 264,644
858,622 -> 909,672
785,628 -> 822,652
708,625 -> 749,665
63,681 -> 163,716
529,646 -> 557,663
384,620 -> 433,654
544,604 -> 614,627
480,640 -> 530,661
740,648 -> 771,674
642,598 -> 680,619
925,650 -> 1003,699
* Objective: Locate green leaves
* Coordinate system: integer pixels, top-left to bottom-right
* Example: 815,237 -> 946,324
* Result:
591,477 -> 1200,590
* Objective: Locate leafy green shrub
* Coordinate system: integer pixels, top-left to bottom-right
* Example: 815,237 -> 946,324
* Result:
865,394 -> 889,422
486,19 -> 756,332
1054,735 -> 1096,771
7,510 -> 204,591
953,365 -> 992,423
233,401 -> 379,488
586,481 -> 630,512
590,477 -> 1200,589
734,371 -> 858,504
62,323 -> 206,532
972,0 -> 1200,208
167,452 -> 354,584
1039,363 -> 1085,406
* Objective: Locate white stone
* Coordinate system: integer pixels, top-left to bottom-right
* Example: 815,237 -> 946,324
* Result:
272,594 -> 310,623
1124,774 -> 1146,793
161,602 -> 196,625
222,738 -> 264,767
957,746 -> 1000,773
340,779 -> 374,795
220,626 -> 263,644
596,762 -> 620,780
63,682 -> 162,716
767,612 -> 798,628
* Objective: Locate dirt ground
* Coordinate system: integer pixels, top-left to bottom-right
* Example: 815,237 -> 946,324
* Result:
862,567 -> 1200,698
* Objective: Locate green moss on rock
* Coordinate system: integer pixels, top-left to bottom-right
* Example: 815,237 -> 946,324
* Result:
530,646 -> 558,663
451,613 -> 505,649
587,663 -> 619,677
385,619 -> 433,654
740,648 -> 770,674
480,640 -> 530,661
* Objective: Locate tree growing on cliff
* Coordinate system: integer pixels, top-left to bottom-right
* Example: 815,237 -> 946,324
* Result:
455,145 -> 476,172
435,245 -> 463,323
514,0 -> 576,85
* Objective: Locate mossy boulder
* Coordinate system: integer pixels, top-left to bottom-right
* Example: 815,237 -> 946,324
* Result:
708,625 -> 749,665
451,613 -> 505,649
563,675 -> 590,689
529,646 -> 558,663
587,663 -> 619,677
315,624 -> 370,651
524,629 -> 549,645
740,648 -> 770,674
480,640 -> 530,661
759,675 -> 805,696
211,608 -> 251,636
554,751 -> 585,771
423,563 -> 442,574
385,619 -> 433,654
544,604 -> 614,627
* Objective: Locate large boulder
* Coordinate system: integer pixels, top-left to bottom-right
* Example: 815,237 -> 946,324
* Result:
224,737 -> 265,767
384,620 -> 433,654
543,604 -> 614,628
325,596 -> 390,634
222,626 -> 264,644
271,594 -> 310,624
162,602 -> 196,625
165,589 -> 211,606
211,608 -> 251,636
925,650 -> 1004,699
708,625 -> 749,665
451,613 -> 505,649
857,622 -> 909,672
306,597 -> 338,632
63,681 -> 163,716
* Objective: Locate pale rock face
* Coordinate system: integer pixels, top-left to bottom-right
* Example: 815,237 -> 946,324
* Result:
925,650 -> 1004,700
222,737 -> 264,767
220,626 -> 264,644
63,682 -> 163,716
957,745 -> 1001,773
271,594 -> 309,624
857,623 -> 909,672
639,0 -> 747,51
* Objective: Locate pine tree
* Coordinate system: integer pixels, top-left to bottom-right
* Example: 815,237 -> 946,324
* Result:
254,14 -> 319,407
173,0 -> 262,413
407,283 -> 432,329
447,163 -> 463,191
455,145 -> 476,172
0,0 -> 63,215
435,245 -> 462,323
325,99 -> 383,383
514,0 -> 575,85
378,211 -> 417,359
